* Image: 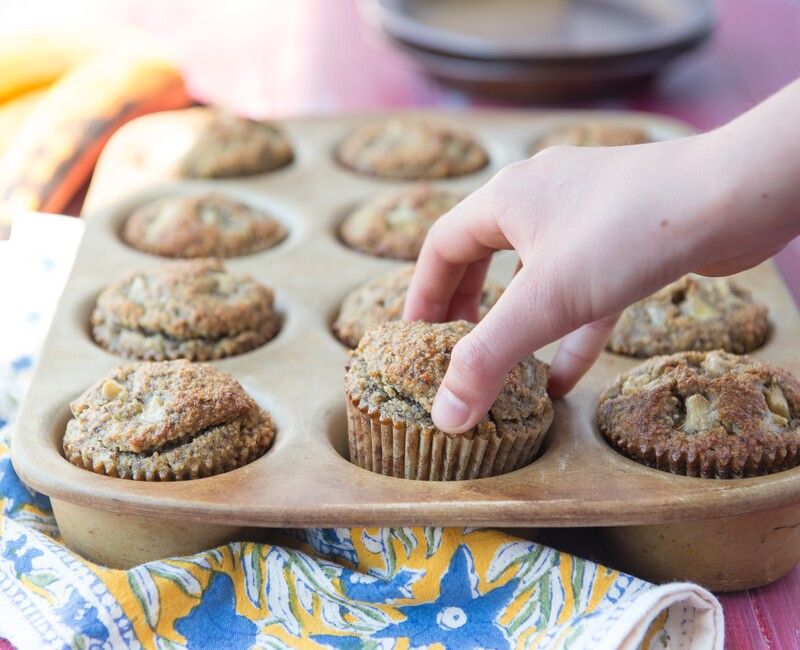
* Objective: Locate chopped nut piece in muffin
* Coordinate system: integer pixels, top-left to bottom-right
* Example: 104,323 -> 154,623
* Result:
336,118 -> 488,180
530,122 -> 649,154
63,360 -> 275,480
345,320 -> 553,480
598,350 -> 800,478
334,265 -> 503,348
181,111 -> 293,178
608,274 -> 769,357
123,193 -> 286,258
339,186 -> 461,260
91,259 -> 281,361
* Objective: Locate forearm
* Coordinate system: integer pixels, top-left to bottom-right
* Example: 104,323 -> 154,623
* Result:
692,78 -> 800,271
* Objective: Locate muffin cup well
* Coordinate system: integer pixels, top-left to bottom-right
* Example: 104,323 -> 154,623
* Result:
346,391 -> 546,480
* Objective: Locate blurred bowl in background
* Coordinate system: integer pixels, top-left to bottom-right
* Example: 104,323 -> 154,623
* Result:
365,0 -> 715,101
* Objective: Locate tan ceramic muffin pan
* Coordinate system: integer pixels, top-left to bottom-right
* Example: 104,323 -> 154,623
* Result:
12,108 -> 800,590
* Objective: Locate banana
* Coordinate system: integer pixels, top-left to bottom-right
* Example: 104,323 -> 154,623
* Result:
0,28 -> 172,103
0,88 -> 47,153
0,48 -> 190,225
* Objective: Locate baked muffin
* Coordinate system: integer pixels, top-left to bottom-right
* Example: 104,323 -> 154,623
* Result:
598,350 -> 800,478
345,320 -> 553,480
336,118 -> 488,180
334,265 -> 503,348
123,193 -> 286,258
608,275 -> 769,357
530,122 -> 649,154
339,186 -> 461,260
91,259 -> 281,361
63,360 -> 274,480
181,111 -> 293,178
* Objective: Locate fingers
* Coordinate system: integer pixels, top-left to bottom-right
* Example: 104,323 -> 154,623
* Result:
694,244 -> 787,277
403,185 -> 511,323
446,257 -> 492,322
547,314 -> 620,399
431,266 -> 572,433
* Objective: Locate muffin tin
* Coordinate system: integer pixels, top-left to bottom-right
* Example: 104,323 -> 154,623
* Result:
12,108 -> 800,590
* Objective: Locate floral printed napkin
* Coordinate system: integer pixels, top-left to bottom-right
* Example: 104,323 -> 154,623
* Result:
0,214 -> 723,649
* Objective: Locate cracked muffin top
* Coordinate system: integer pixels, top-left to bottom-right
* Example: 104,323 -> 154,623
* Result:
598,350 -> 800,478
94,259 -> 275,340
346,320 -> 551,436
336,118 -> 488,180
608,274 -> 769,357
339,186 -> 461,260
91,259 -> 281,361
181,111 -> 293,178
334,265 -> 503,348
123,193 -> 286,258
530,122 -> 649,154
64,361 -> 275,480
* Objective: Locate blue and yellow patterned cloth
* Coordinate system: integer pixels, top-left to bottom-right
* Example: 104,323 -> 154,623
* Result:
0,215 -> 723,649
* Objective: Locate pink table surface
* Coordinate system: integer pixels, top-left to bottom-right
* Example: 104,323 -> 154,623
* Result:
1,0 -> 799,647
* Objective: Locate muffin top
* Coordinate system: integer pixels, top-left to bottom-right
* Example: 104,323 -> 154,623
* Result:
336,118 -> 488,180
334,265 -> 503,348
123,193 -> 286,259
531,122 -> 649,154
64,361 -> 274,480
70,361 -> 256,453
339,186 -> 461,260
598,350 -> 800,478
346,320 -> 551,436
607,274 -> 769,357
181,111 -> 293,178
94,259 -> 274,340
91,259 -> 281,361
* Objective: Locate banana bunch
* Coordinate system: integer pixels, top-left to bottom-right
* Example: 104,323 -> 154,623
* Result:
0,29 -> 190,233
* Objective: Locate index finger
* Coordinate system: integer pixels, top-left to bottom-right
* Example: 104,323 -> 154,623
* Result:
403,184 -> 511,323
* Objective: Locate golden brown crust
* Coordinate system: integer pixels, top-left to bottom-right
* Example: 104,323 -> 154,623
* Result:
344,320 -> 553,479
597,350 -> 800,478
530,122 -> 649,154
336,119 -> 488,180
63,361 -> 275,480
91,259 -> 280,361
608,275 -> 769,357
333,265 -> 503,348
123,193 -> 286,258
181,111 -> 293,178
339,185 -> 461,260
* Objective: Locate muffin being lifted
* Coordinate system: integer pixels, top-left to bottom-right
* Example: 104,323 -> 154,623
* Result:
345,320 -> 553,480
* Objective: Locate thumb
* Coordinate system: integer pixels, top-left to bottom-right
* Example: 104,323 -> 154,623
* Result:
431,268 -> 569,433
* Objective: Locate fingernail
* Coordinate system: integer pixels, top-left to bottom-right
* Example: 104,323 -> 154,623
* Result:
432,386 -> 470,433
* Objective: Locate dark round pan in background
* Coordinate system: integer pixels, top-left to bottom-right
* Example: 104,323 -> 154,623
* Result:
364,0 -> 714,100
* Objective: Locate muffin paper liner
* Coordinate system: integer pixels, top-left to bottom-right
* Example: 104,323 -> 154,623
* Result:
603,432 -> 800,479
64,411 -> 275,481
346,391 -> 547,480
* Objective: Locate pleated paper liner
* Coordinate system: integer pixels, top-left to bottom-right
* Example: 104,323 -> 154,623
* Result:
63,408 -> 275,481
346,391 -> 550,480
604,431 -> 800,479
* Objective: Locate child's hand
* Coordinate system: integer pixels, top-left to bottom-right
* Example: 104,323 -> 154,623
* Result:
403,79 -> 800,434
